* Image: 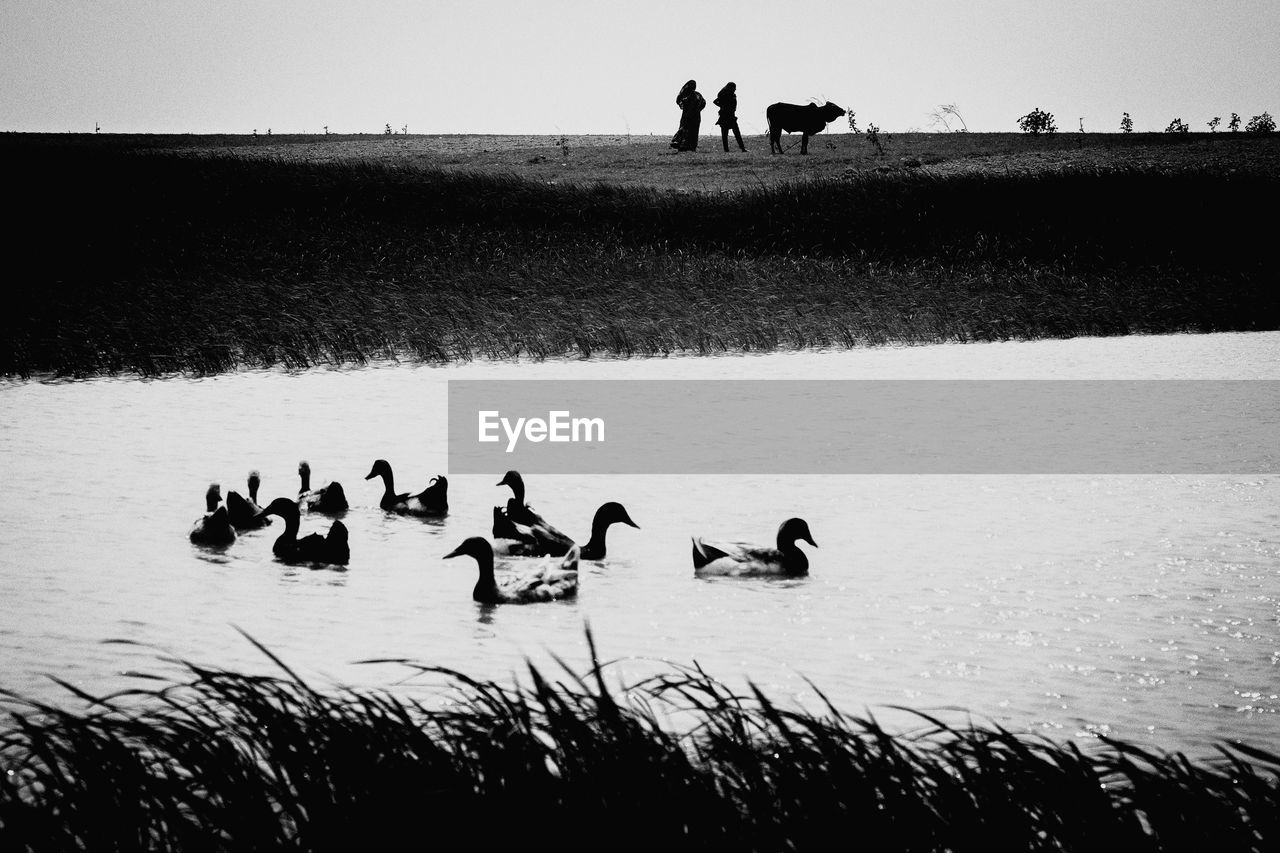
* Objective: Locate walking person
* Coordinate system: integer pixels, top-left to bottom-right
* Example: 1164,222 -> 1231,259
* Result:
669,79 -> 706,152
714,82 -> 746,152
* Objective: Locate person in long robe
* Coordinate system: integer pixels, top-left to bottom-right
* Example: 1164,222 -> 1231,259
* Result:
670,80 -> 706,152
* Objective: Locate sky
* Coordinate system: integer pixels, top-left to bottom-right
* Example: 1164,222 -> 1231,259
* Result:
2,1 -> 1277,136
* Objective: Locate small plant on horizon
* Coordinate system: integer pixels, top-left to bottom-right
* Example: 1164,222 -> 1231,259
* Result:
1208,116 -> 1221,132
928,103 -> 969,132
865,124 -> 886,155
846,111 -> 859,133
1164,117 -> 1189,133
1120,112 -> 1133,133
1245,112 -> 1275,134
1228,113 -> 1241,132
402,125 -> 409,135
1077,117 -> 1086,133
385,124 -> 393,135
558,134 -> 570,159
324,126 -> 329,135
1018,107 -> 1057,134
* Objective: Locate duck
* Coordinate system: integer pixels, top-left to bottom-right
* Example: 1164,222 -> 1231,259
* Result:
443,537 -> 580,604
254,497 -> 350,565
297,460 -> 349,514
493,470 -> 573,553
226,470 -> 273,530
691,517 -> 817,577
492,501 -> 639,559
190,483 -> 236,546
364,459 -> 448,516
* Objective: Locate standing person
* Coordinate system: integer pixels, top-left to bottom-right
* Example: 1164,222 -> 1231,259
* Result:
714,82 -> 746,152
669,79 -> 705,152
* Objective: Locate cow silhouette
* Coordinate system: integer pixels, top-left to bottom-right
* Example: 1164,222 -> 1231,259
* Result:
766,101 -> 846,154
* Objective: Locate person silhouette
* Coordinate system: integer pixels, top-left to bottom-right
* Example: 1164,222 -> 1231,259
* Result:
714,82 -> 746,152
670,80 -> 706,152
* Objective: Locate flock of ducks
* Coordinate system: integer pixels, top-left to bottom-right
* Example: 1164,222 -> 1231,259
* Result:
190,462 -> 818,604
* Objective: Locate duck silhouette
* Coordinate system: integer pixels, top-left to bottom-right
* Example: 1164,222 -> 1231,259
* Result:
254,497 -> 350,565
492,470 -> 573,553
692,518 -> 817,577
190,483 -> 236,546
493,501 -> 639,559
444,537 -> 580,604
298,460 -> 349,514
365,459 -> 448,516
227,470 -> 273,530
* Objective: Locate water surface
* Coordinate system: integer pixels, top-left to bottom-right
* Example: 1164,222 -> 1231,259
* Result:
1,333 -> 1277,756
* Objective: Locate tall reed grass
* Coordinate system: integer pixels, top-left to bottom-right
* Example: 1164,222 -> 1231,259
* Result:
5,139 -> 1277,377
2,636 -> 1276,851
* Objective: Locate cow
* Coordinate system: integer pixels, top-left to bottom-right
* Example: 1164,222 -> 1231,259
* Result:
766,101 -> 846,154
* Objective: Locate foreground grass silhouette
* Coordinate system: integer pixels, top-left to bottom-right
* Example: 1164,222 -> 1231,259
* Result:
5,134 -> 1280,377
2,635 -> 1277,851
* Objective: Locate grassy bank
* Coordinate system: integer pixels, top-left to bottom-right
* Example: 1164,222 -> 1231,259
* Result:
5,133 -> 1279,377
2,644 -> 1277,851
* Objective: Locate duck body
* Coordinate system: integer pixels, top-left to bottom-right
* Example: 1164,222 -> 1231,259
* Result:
227,471 -> 273,530
365,459 -> 447,516
255,497 -> 350,565
190,484 -> 237,546
444,537 -> 579,604
297,461 -> 349,514
692,518 -> 817,577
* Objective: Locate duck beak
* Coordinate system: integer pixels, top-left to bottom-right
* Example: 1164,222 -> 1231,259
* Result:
364,469 -> 376,480
626,518 -> 640,529
804,534 -> 818,548
443,545 -> 463,560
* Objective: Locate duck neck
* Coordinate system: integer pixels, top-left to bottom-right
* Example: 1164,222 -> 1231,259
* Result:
205,492 -> 219,512
275,509 -> 301,551
508,478 -> 526,506
298,469 -> 311,494
777,535 -> 808,575
379,469 -> 396,501
249,480 -> 260,503
581,516 -> 611,560
472,551 -> 499,603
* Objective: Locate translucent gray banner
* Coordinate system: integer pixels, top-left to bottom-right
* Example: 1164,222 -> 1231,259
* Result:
447,380 -> 1280,474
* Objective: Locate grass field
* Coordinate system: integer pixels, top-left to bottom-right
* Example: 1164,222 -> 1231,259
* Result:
2,641 -> 1277,851
4,130 -> 1278,377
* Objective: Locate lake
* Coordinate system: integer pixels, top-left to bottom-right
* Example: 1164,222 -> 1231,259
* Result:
1,332 -> 1277,758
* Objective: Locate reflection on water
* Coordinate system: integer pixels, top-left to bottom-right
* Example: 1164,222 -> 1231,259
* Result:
1,332 -> 1278,758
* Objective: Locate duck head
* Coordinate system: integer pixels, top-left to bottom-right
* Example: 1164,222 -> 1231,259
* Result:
777,518 -> 817,550
204,483 -> 222,513
247,471 -> 262,502
444,537 -> 495,565
496,470 -> 526,502
255,496 -> 302,525
298,460 -> 312,490
593,501 -> 640,531
365,459 -> 392,481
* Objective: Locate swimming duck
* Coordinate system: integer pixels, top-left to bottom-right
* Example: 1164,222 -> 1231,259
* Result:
691,517 -> 817,577
493,470 -> 573,552
190,483 -> 236,546
227,470 -> 273,530
297,460 -> 349,514
492,501 -> 639,559
254,497 -> 350,565
444,537 -> 580,604
365,459 -> 448,516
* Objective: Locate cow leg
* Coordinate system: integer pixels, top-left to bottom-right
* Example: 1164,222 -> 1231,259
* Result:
800,133 -> 809,154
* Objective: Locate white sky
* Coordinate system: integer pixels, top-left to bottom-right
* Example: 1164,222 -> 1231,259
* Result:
2,1 -> 1276,135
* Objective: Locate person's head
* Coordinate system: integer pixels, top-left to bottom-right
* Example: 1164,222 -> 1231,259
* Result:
682,79 -> 696,93
719,82 -> 735,97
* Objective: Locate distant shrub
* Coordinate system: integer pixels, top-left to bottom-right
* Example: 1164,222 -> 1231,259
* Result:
1245,112 -> 1275,134
1018,107 -> 1057,134
1229,113 -> 1241,132
865,123 -> 886,155
1120,113 -> 1133,133
846,111 -> 859,133
1208,116 -> 1221,132
1164,118 -> 1189,134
